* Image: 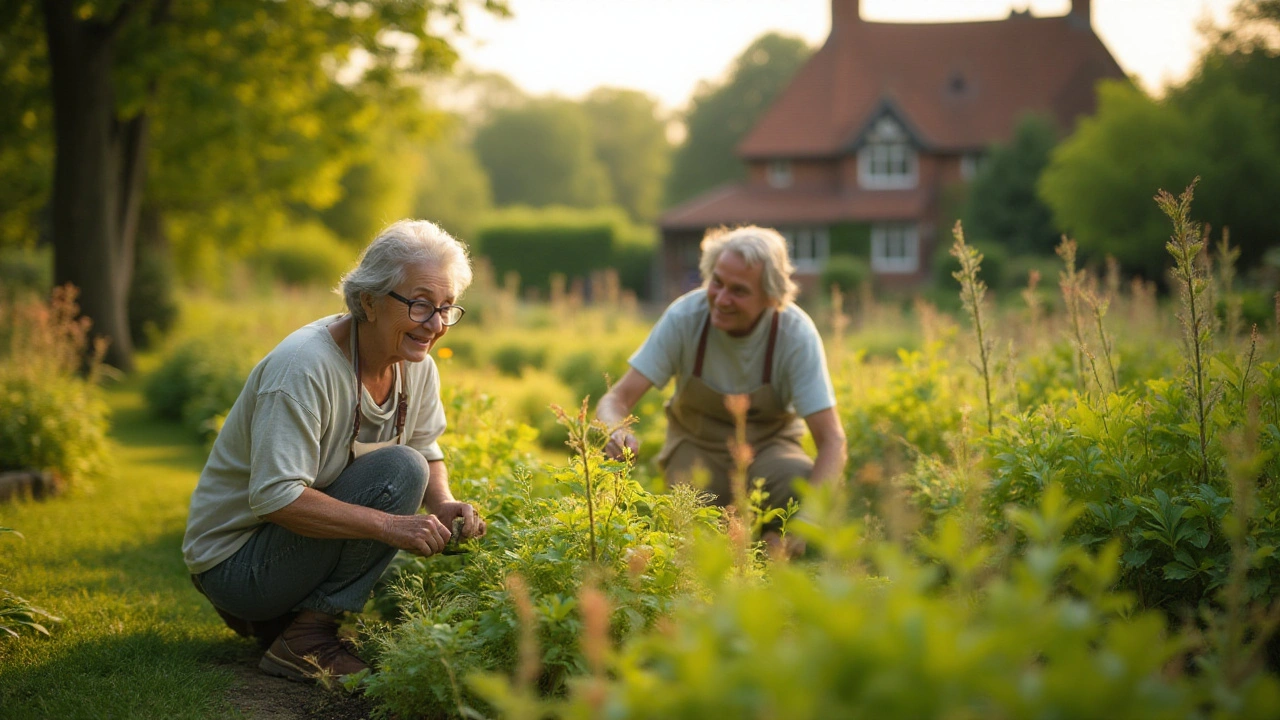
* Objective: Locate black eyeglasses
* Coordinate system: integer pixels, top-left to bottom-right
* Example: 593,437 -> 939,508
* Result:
387,291 -> 466,326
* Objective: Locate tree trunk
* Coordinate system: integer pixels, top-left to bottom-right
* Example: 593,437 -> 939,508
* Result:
42,0 -> 149,373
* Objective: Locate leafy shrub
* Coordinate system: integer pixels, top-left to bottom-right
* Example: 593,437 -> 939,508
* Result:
252,221 -> 355,287
0,371 -> 111,485
1239,289 -> 1276,329
475,205 -> 656,298
144,336 -> 254,440
820,253 -> 870,294
472,486 -> 1280,719
985,361 -> 1280,612
0,286 -> 110,487
515,371 -> 572,450
554,349 -> 630,407
364,399 -> 721,718
490,343 -> 547,378
838,344 -> 965,472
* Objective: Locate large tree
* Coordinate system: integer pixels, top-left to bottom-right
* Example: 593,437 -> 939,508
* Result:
412,121 -> 494,243
473,98 -> 613,209
1040,1 -> 1280,281
964,114 -> 1061,256
11,0 -> 505,371
664,33 -> 811,208
581,87 -> 671,223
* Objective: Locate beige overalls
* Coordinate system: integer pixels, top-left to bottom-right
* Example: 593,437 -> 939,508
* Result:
657,308 -> 814,510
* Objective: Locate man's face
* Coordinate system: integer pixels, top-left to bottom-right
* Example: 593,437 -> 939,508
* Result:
706,250 -> 771,337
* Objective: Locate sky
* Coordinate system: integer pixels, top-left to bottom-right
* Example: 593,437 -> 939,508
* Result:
451,0 -> 1240,112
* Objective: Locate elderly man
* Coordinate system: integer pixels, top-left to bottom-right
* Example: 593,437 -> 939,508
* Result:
597,225 -> 846,545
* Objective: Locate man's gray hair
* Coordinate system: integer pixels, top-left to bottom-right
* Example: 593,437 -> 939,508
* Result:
698,225 -> 798,306
338,220 -> 473,321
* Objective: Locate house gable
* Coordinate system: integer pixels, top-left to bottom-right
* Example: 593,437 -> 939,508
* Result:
738,4 -> 1126,160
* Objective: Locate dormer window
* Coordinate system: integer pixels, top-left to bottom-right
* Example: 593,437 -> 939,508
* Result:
767,160 -> 793,188
857,117 -> 918,190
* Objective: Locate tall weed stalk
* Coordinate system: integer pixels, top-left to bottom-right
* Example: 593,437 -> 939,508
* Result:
1156,180 -> 1217,483
1056,237 -> 1089,392
551,398 -> 609,564
949,221 -> 995,434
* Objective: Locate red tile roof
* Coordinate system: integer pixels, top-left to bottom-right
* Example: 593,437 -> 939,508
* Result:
662,185 -> 929,230
738,13 -> 1126,158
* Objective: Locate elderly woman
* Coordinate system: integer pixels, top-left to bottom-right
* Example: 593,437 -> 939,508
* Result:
182,220 -> 484,682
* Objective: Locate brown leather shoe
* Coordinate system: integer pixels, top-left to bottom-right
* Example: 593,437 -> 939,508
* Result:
258,610 -> 369,682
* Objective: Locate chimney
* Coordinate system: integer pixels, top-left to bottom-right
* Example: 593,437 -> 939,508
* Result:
832,0 -> 861,34
1069,0 -> 1091,28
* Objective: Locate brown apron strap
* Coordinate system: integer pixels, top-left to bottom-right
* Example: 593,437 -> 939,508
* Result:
693,313 -> 711,378
763,309 -> 780,385
394,362 -> 407,434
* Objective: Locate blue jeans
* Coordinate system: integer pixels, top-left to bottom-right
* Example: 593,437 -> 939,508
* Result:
194,445 -> 429,619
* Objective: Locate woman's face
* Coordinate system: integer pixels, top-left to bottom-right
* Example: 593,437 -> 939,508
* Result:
364,261 -> 455,365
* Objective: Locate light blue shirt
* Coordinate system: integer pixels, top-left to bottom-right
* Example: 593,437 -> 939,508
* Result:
629,290 -> 835,418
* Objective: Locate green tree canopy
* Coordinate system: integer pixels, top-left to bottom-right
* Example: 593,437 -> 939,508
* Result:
412,118 -> 494,243
964,114 -> 1061,256
1041,1 -> 1280,283
581,87 -> 671,223
1039,81 -> 1201,279
473,98 -> 613,208
664,33 -> 811,208
0,0 -> 506,370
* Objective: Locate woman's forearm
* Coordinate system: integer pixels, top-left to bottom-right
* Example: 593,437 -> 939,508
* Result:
262,487 -> 392,543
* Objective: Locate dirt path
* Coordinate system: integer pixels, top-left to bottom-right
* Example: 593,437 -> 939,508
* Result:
219,649 -> 374,719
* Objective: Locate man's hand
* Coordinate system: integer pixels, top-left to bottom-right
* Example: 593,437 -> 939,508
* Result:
432,500 -> 486,540
605,429 -> 640,462
381,513 -> 451,557
597,370 -> 654,462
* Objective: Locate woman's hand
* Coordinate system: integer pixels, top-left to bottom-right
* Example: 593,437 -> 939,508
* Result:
432,501 -> 486,540
381,513 -> 452,557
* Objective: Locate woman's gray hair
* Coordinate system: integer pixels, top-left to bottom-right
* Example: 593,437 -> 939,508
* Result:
338,220 -> 473,321
698,225 -> 798,306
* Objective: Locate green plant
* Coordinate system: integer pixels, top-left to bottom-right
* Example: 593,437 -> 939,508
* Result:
472,485 -> 1280,719
491,343 -> 548,378
0,528 -> 61,639
950,221 -> 997,433
252,221 -> 356,288
0,286 -> 110,487
1157,179 -> 1218,483
820,254 -> 870,295
363,392 -> 721,718
143,336 -> 254,440
554,350 -> 611,406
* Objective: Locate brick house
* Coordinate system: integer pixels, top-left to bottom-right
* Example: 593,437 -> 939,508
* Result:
658,0 -> 1126,300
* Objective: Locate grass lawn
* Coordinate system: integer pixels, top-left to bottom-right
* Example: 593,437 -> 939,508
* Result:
0,379 -> 366,719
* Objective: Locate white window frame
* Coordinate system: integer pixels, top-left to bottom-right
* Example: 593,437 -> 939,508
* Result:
857,117 -> 918,190
870,223 -> 920,274
960,152 -> 984,181
781,226 -> 830,272
767,159 -> 793,188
